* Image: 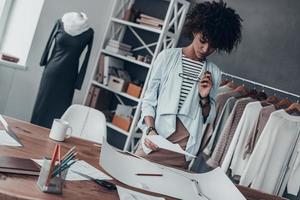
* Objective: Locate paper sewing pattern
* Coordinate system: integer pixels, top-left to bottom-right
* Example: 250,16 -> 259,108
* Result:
146,135 -> 196,158
117,186 -> 165,200
100,140 -> 246,200
0,130 -> 22,147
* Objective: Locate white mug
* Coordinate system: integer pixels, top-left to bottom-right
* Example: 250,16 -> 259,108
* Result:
49,119 -> 72,141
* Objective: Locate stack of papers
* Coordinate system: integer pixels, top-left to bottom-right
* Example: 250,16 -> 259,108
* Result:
0,114 -> 22,146
33,159 -> 112,181
0,130 -> 22,147
100,140 -> 246,200
117,186 -> 165,200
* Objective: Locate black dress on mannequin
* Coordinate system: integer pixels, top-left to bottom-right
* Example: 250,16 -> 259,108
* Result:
31,19 -> 94,128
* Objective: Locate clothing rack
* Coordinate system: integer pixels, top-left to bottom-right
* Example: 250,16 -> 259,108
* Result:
222,71 -> 300,197
221,72 -> 300,101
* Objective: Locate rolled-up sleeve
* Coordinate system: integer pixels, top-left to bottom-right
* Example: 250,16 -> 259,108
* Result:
140,50 -> 166,122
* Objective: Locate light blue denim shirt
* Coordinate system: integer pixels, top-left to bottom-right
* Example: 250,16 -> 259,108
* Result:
138,48 -> 221,161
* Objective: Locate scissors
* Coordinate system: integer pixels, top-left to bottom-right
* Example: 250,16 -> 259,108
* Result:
71,170 -> 116,190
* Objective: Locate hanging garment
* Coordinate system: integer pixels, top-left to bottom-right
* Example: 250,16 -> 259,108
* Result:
239,110 -> 300,195
225,101 -> 263,178
221,101 -> 262,172
203,96 -> 237,154
201,90 -> 244,153
287,140 -> 300,196
207,97 -> 254,168
243,105 -> 276,157
217,84 -> 234,94
31,19 -> 94,128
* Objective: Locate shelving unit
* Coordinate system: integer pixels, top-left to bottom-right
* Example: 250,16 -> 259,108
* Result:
91,80 -> 139,102
101,49 -> 150,68
84,0 -> 190,151
111,17 -> 162,33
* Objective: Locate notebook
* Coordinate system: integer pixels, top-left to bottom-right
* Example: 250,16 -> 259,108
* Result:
0,156 -> 41,176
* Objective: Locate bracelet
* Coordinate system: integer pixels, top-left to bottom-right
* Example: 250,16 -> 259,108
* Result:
146,127 -> 157,135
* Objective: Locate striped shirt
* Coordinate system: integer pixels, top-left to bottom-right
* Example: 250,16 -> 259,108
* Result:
178,54 -> 204,111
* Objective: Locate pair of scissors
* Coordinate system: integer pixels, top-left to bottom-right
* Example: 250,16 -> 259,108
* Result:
71,170 -> 116,190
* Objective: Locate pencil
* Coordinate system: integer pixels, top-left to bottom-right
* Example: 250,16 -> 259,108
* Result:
135,173 -> 163,176
45,144 -> 59,186
61,146 -> 76,160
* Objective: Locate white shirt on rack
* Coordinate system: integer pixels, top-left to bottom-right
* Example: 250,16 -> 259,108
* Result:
287,134 -> 300,195
239,110 -> 300,195
229,101 -> 263,177
221,101 -> 261,175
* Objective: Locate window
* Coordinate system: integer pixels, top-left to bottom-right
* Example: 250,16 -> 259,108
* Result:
0,0 -> 44,68
0,0 -> 13,46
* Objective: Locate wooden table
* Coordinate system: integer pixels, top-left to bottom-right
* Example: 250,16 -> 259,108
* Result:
0,117 -> 287,200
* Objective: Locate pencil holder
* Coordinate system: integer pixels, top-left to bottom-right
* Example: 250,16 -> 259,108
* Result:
37,158 -> 68,194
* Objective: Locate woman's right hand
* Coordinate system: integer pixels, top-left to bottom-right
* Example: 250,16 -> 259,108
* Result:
144,130 -> 159,151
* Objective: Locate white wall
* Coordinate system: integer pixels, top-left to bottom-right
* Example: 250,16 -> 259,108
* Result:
0,0 -> 114,121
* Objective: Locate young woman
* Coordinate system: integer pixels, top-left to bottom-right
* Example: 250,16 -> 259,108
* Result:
135,1 -> 242,169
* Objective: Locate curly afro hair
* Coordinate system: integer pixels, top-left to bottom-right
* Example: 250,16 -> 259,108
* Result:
183,1 -> 242,53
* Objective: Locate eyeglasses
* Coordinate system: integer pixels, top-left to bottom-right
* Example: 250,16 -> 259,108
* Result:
178,72 -> 202,82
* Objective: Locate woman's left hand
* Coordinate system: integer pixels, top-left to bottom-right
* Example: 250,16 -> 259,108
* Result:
198,71 -> 213,98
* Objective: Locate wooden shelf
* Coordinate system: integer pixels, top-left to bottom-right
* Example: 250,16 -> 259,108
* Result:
92,80 -> 140,102
111,17 -> 162,34
107,122 -> 129,136
101,49 -> 151,68
84,0 -> 190,151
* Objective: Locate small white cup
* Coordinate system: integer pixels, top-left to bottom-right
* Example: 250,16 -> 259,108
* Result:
49,119 -> 72,142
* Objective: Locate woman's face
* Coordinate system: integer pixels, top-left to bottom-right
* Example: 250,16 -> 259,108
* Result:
192,32 -> 216,61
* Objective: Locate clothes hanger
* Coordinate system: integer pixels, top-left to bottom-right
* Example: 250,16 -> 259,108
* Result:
234,85 -> 249,96
275,97 -> 293,110
259,87 -> 270,106
266,95 -> 279,104
268,91 -> 280,103
260,89 -> 279,106
256,90 -> 268,101
220,79 -> 231,87
248,84 -> 267,102
260,94 -> 277,107
219,75 -> 231,86
285,102 -> 300,116
231,79 -> 247,95
246,83 -> 259,99
225,76 -> 238,89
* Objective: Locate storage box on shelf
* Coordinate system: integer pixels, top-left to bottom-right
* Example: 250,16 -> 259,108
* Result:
112,115 -> 132,132
126,83 -> 142,98
84,0 -> 190,151
108,76 -> 129,93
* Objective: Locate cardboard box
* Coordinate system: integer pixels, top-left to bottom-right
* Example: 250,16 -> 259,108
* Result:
126,83 -> 142,98
108,76 -> 128,92
112,115 -> 132,132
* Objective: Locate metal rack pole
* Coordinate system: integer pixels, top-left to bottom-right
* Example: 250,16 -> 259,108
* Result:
221,72 -> 300,99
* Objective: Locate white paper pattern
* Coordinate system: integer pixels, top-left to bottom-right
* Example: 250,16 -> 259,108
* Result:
100,140 -> 246,200
0,130 -> 22,146
117,186 -> 165,200
146,135 -> 196,158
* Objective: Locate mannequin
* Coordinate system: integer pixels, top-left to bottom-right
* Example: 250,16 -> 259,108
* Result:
31,12 -> 94,128
61,12 -> 90,36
